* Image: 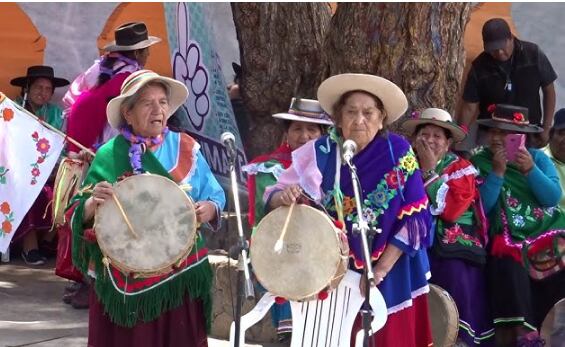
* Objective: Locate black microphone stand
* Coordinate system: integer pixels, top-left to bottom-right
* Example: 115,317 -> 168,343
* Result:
345,158 -> 381,347
226,150 -> 254,347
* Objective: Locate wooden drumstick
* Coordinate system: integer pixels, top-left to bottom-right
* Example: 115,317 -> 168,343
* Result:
112,192 -> 139,239
273,202 -> 295,254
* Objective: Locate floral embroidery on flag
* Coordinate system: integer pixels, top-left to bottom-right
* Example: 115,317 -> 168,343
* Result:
30,131 -> 51,185
0,202 -> 14,235
1,107 -> 14,122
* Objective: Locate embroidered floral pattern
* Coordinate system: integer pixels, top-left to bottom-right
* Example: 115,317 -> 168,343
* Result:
504,189 -> 556,229
441,224 -> 482,247
0,202 -> 14,235
512,214 -> 525,228
0,166 -> 8,185
533,208 -> 544,220
1,107 -> 14,122
325,150 -> 421,227
30,131 -> 51,185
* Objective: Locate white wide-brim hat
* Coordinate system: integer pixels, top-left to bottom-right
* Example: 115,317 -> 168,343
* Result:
272,98 -> 333,125
317,73 -> 408,124
106,70 -> 188,129
402,108 -> 467,142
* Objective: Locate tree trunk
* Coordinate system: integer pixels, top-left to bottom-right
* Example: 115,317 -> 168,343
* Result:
231,3 -> 331,159
325,3 -> 471,131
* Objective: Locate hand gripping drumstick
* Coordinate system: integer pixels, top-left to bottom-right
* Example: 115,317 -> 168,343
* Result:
273,202 -> 296,254
112,192 -> 139,239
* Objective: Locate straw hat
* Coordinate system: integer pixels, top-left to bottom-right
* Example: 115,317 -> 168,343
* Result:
316,73 -> 408,124
106,70 -> 188,129
402,108 -> 467,142
272,98 -> 333,125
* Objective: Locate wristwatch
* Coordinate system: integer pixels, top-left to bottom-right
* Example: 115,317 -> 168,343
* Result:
422,169 -> 436,180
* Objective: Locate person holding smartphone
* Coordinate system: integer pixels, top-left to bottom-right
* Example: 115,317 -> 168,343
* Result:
471,104 -> 565,347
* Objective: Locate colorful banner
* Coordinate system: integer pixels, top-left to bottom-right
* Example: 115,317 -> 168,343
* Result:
164,2 -> 247,191
0,95 -> 65,252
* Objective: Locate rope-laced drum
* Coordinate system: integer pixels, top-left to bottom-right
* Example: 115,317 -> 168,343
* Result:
251,204 -> 349,301
52,158 -> 88,226
94,174 -> 197,278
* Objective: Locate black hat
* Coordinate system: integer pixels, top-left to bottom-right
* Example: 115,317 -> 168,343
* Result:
477,104 -> 542,134
552,109 -> 565,131
103,22 -> 161,52
232,62 -> 242,81
482,18 -> 512,52
10,65 -> 70,88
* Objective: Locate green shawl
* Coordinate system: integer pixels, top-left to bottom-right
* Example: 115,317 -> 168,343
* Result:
70,135 -> 212,329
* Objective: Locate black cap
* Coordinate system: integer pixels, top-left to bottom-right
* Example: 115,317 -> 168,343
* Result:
553,109 -> 565,130
482,18 -> 512,52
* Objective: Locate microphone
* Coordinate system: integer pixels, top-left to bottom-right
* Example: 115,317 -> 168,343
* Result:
342,139 -> 357,164
221,131 -> 237,162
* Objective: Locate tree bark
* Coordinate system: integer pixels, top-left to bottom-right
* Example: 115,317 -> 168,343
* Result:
231,3 -> 331,159
325,3 -> 471,130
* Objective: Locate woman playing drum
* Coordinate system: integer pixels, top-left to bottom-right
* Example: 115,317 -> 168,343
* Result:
266,74 -> 434,346
68,70 -> 225,347
242,97 -> 332,341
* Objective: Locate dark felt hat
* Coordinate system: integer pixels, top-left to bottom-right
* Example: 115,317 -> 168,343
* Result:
552,109 -> 565,131
477,104 -> 542,133
103,22 -> 161,52
10,65 -> 70,88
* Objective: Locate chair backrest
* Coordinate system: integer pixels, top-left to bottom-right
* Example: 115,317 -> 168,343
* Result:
230,270 -> 387,347
289,270 -> 387,347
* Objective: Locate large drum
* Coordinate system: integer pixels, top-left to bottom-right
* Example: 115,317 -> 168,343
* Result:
251,204 -> 349,301
52,158 -> 88,226
428,284 -> 459,347
94,174 -> 197,278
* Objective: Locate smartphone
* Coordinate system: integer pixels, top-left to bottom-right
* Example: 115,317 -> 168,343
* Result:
505,134 -> 525,162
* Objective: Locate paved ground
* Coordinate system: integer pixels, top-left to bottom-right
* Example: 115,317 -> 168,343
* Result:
0,257 -> 284,347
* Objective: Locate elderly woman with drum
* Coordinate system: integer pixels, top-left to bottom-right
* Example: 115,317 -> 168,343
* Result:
403,108 -> 494,346
68,70 -> 225,347
265,74 -> 434,346
243,97 -> 332,341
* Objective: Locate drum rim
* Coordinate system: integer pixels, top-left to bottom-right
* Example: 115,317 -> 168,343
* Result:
251,203 -> 347,301
428,283 -> 460,347
94,173 -> 197,277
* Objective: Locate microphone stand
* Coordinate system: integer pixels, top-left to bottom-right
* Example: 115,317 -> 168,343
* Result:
226,151 -> 254,347
346,158 -> 381,347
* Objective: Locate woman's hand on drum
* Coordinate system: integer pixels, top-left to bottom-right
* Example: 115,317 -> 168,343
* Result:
83,181 -> 113,222
195,201 -> 217,224
271,185 -> 303,208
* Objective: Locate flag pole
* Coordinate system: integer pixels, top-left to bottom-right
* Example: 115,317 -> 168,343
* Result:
1,93 -> 95,157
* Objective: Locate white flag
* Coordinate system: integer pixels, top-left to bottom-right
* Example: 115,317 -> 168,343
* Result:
0,94 -> 65,253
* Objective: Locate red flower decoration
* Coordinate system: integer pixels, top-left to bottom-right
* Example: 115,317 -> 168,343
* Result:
274,296 -> 287,305
2,108 -> 14,122
31,167 -> 40,177
317,290 -> 329,301
31,131 -> 39,140
333,219 -> 344,230
385,170 -> 405,189
36,138 -> 51,154
513,112 -> 525,122
487,104 -> 496,113
1,220 -> 12,233
460,124 -> 469,133
0,202 -> 10,214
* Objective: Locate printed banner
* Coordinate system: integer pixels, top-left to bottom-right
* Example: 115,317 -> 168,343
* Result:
0,95 -> 65,252
163,2 -> 247,191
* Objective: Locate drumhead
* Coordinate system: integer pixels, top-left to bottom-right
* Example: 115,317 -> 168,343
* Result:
428,284 -> 459,347
541,297 -> 565,346
251,204 -> 343,301
95,174 -> 197,276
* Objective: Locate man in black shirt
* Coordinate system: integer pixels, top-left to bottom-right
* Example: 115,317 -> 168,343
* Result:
459,18 -> 557,148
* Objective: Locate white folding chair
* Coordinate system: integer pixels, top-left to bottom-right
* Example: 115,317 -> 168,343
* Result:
230,270 -> 387,347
